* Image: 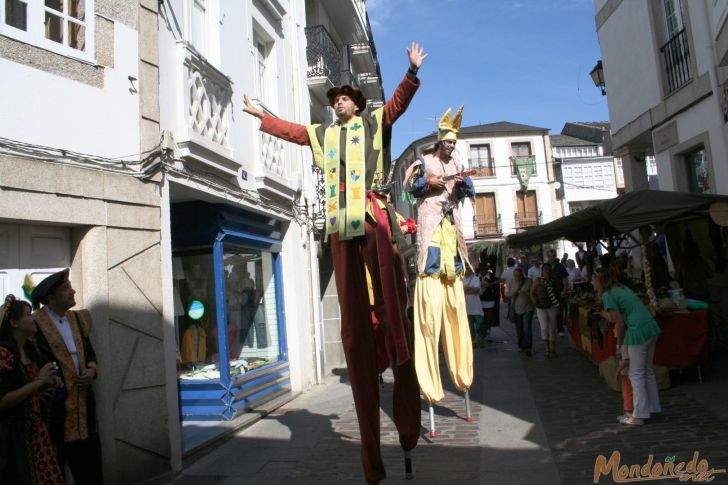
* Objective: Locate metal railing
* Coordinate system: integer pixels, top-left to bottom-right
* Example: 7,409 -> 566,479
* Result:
660,28 -> 691,93
473,214 -> 502,237
469,158 -> 495,177
514,211 -> 542,231
305,25 -> 341,84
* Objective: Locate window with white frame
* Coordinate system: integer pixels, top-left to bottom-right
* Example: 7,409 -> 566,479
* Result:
615,158 -> 625,186
1,0 -> 95,60
255,39 -> 267,101
562,162 -> 616,191
184,0 -> 219,65
664,0 -> 684,38
555,146 -> 599,158
510,141 -> 536,176
190,0 -> 207,56
253,31 -> 274,106
646,156 -> 658,176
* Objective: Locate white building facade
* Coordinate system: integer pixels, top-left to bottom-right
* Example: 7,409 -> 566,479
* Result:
1,0 -> 383,481
393,122 -> 563,252
551,122 -> 619,215
1,1 -> 170,483
594,0 -> 728,195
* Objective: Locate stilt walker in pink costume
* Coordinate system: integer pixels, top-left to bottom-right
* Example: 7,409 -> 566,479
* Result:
241,43 -> 428,484
404,106 -> 476,436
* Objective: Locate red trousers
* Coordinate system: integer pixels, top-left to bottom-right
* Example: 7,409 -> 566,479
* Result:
330,220 -> 421,483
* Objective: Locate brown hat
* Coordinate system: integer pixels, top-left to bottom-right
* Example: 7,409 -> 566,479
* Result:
326,85 -> 367,113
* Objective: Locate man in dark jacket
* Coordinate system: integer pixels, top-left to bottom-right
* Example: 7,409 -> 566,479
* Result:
31,269 -> 102,484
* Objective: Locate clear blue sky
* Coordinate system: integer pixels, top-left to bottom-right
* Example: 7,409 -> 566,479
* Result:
367,0 -> 609,157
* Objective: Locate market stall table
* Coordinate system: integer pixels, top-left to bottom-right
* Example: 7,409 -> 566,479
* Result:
565,304 -> 709,391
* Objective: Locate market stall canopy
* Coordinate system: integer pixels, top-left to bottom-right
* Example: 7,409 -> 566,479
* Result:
506,190 -> 728,248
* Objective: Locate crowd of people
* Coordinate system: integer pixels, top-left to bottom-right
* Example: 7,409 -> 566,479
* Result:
1,270 -> 102,484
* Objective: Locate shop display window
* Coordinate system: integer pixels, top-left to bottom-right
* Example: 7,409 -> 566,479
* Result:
174,250 -> 219,379
223,245 -> 281,377
173,246 -> 282,381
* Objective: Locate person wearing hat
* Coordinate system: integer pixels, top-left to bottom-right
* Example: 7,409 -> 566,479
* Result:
242,42 -> 426,484
404,106 -> 475,406
31,269 -> 102,484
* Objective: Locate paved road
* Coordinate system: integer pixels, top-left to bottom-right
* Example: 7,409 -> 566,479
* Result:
170,314 -> 728,485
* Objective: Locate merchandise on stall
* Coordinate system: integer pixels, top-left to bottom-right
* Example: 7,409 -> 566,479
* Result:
507,190 -> 728,389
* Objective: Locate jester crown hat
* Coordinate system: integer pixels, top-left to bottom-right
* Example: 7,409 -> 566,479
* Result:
437,105 -> 464,142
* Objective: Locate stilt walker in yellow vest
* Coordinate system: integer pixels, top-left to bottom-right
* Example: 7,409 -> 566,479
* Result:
404,106 -> 476,435
242,43 -> 427,485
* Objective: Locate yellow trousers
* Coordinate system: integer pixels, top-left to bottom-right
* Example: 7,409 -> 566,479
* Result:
413,275 -> 473,402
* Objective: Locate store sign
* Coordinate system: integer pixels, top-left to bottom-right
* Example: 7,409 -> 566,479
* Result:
187,300 -> 205,320
652,121 -> 678,152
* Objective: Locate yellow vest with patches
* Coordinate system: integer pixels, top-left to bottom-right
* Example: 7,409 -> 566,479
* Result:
306,109 -> 385,239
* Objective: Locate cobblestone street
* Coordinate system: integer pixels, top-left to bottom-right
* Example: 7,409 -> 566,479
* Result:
172,311 -> 728,485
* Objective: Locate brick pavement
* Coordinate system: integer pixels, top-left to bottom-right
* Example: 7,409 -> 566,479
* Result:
515,323 -> 728,485
170,313 -> 728,485
280,365 -> 483,484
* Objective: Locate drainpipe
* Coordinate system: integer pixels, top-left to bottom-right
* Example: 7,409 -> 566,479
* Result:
309,203 -> 324,384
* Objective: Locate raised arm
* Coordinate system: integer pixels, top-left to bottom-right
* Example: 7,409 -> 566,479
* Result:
242,94 -> 311,146
382,42 -> 427,129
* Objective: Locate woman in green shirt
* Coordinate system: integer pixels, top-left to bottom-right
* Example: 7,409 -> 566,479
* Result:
591,268 -> 662,425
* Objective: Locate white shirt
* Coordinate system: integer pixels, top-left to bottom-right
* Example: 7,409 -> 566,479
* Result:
500,267 -> 515,286
527,266 -> 542,280
44,307 -> 80,373
462,274 -> 484,316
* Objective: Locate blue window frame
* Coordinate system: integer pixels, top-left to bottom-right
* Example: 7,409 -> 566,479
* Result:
172,202 -> 290,422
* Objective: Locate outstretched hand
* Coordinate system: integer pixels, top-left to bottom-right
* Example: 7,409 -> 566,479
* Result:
242,94 -> 263,119
407,42 -> 427,70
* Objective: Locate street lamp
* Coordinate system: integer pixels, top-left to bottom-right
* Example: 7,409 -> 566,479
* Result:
590,60 -> 606,95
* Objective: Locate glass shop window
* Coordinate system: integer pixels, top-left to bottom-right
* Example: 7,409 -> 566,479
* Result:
224,246 -> 281,376
174,250 -> 219,379
687,148 -> 709,193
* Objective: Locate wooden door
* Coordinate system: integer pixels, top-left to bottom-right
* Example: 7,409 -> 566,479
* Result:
516,190 -> 538,228
474,193 -> 497,236
0,222 -> 70,300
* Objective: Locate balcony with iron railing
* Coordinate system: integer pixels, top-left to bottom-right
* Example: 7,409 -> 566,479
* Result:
660,28 -> 692,94
514,211 -> 542,232
305,25 -> 341,103
473,214 -> 502,238
356,71 -> 382,99
469,158 -> 495,177
349,42 -> 377,75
